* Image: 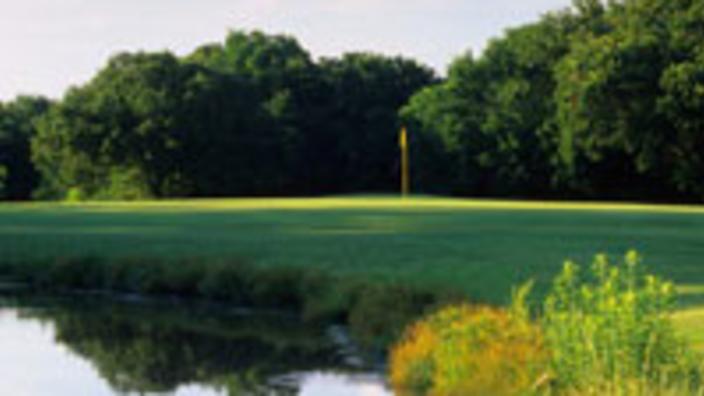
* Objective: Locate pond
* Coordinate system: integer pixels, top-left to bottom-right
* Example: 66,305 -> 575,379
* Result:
0,291 -> 392,395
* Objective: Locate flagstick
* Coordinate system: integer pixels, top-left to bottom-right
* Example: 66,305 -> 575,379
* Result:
400,127 -> 410,198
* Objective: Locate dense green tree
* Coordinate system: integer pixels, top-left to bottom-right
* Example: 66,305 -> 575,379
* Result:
16,6 -> 704,202
401,0 -> 704,201
399,83 -> 460,194
313,53 -> 437,193
401,56 -> 486,195
556,0 -> 704,200
188,30 -> 314,94
475,14 -> 577,197
181,73 -> 285,197
189,32 -> 436,195
32,52 -> 224,199
188,31 -> 328,195
31,31 -> 434,199
402,13 -> 577,197
655,0 -> 704,197
0,96 -> 51,200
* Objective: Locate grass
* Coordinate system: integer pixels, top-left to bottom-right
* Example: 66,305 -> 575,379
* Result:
2,196 -> 704,345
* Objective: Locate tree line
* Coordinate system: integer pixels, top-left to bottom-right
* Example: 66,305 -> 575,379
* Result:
1,0 -> 704,202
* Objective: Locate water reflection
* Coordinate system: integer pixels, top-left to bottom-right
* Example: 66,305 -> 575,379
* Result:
0,294 -> 391,395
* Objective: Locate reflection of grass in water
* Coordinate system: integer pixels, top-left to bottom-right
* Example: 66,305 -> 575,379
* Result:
2,197 -> 704,346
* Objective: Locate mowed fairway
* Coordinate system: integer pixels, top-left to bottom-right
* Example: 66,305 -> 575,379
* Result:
2,196 -> 704,344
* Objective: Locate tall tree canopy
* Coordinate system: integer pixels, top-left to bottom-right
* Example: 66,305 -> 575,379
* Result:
31,31 -> 435,200
7,1 -> 704,202
34,52 -> 208,199
0,96 -> 51,200
314,53 -> 437,193
556,0 -> 704,200
402,12 -> 578,197
403,0 -> 704,201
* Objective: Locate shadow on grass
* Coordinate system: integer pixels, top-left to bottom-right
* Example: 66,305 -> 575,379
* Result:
677,285 -> 704,308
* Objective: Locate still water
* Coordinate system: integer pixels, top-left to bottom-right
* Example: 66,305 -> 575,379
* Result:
0,293 -> 392,396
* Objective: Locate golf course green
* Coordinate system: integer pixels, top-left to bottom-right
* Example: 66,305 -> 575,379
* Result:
1,196 -> 704,346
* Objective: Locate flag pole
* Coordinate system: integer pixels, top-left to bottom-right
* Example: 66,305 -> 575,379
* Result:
400,127 -> 410,197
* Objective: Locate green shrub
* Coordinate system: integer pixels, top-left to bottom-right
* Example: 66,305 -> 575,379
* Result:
65,187 -> 86,202
250,267 -> 307,310
41,257 -> 103,290
390,284 -> 548,396
542,251 -> 702,393
100,166 -> 153,201
388,251 -> 704,395
116,258 -> 171,294
0,255 -> 463,348
348,282 -> 441,347
298,270 -> 345,323
197,260 -> 253,304
157,260 -> 207,296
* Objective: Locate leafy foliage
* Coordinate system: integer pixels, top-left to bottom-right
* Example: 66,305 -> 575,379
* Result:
543,251 -> 702,393
0,254 -> 445,347
7,1 -> 704,201
390,251 -> 704,395
554,0 -> 704,200
0,96 -> 51,200
401,12 -> 579,197
390,288 -> 547,396
32,52 -> 214,199
402,0 -> 704,201
27,32 -> 434,200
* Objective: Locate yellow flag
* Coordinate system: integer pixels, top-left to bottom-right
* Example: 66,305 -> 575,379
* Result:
399,127 -> 408,149
399,127 -> 410,197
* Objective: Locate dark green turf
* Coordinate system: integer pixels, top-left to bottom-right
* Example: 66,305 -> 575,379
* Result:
2,199 -> 704,305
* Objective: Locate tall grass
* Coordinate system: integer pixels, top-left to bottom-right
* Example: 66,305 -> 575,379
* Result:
390,252 -> 704,395
542,251 -> 702,394
0,256 -> 453,347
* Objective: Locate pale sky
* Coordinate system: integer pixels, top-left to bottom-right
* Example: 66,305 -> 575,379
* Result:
0,0 -> 572,101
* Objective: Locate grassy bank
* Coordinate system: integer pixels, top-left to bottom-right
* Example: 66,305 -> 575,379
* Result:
1,197 -> 704,344
0,256 -> 454,346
